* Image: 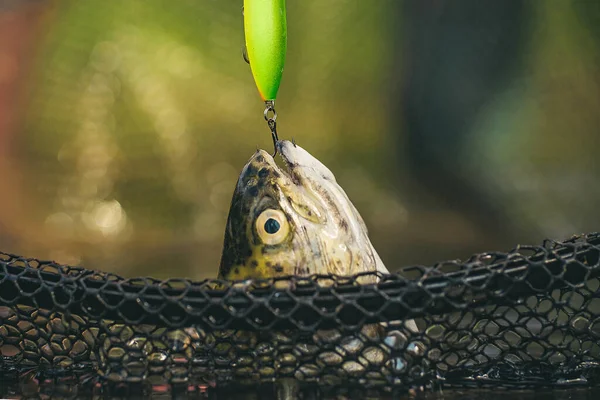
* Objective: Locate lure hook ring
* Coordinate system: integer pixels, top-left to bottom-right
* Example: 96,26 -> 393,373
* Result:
264,101 -> 279,156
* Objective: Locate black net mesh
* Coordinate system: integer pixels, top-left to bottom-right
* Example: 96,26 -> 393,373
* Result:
1,233 -> 600,398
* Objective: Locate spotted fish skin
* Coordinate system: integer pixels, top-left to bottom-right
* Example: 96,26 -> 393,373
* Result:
218,140 -> 387,282
218,140 -> 419,346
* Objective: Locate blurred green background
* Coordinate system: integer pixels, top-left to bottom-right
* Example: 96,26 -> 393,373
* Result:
0,0 -> 598,280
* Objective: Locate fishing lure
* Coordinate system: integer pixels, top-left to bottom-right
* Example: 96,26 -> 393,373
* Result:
243,0 -> 287,155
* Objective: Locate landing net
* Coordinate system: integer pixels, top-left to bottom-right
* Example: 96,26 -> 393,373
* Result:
1,233 -> 599,397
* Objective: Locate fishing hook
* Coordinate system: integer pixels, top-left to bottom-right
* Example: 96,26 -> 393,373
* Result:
264,101 -> 279,156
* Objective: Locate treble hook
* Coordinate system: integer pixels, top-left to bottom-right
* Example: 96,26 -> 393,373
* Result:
264,101 -> 279,157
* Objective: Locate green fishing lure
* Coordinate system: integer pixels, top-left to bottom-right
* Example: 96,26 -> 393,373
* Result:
243,0 -> 287,102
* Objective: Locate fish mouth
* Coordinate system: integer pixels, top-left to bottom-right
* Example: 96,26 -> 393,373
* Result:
274,140 -> 336,183
246,140 -> 302,181
242,139 -> 335,200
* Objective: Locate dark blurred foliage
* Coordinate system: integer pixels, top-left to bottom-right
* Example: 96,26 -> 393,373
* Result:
0,0 -> 598,279
395,0 -> 531,240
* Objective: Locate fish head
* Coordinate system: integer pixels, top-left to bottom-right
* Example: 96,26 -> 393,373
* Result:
218,140 -> 386,281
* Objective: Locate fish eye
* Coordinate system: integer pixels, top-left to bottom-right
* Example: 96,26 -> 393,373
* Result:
264,218 -> 280,234
256,209 -> 289,245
